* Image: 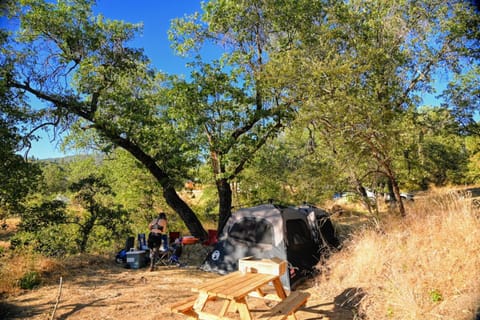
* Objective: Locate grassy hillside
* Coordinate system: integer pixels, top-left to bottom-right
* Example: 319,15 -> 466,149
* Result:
316,187 -> 480,319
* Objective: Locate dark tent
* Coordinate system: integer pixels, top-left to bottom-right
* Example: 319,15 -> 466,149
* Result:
200,204 -> 339,289
296,204 -> 340,250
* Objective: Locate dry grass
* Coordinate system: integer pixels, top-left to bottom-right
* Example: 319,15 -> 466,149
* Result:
0,250 -> 67,297
315,187 -> 480,319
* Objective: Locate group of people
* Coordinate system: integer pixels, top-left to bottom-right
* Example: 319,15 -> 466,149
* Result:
147,212 -> 168,271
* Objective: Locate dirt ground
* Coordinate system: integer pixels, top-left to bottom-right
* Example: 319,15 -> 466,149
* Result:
0,244 -> 357,320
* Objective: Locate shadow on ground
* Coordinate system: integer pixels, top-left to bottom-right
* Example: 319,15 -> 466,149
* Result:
296,287 -> 365,320
0,299 -> 52,320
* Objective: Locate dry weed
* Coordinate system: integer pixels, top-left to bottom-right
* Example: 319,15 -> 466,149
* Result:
315,189 -> 480,320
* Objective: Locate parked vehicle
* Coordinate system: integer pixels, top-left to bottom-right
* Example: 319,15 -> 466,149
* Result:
334,190 -> 414,202
384,192 -> 415,201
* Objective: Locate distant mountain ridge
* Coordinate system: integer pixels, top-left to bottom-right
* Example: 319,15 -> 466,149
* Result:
36,153 -> 104,164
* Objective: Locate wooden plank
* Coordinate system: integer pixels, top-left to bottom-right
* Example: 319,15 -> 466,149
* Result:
195,272 -> 275,299
238,257 -> 287,276
219,300 -> 232,316
271,277 -> 287,300
234,297 -> 253,320
260,291 -> 310,320
168,296 -> 198,313
216,273 -> 277,299
194,272 -> 241,292
193,292 -> 210,312
248,292 -> 282,301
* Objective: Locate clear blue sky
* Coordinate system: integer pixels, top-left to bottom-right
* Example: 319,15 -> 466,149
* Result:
29,0 -> 204,159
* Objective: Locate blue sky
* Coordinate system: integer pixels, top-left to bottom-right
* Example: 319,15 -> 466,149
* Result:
28,0 -> 204,159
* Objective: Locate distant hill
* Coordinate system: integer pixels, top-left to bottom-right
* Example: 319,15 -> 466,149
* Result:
35,153 -> 104,164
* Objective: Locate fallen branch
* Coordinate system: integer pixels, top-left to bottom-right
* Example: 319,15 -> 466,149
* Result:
50,276 -> 63,320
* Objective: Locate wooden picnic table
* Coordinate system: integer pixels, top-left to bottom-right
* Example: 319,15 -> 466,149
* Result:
169,268 -> 309,320
193,271 -> 286,319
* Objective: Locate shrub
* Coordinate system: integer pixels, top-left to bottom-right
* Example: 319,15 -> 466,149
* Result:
10,226 -> 78,257
19,270 -> 41,290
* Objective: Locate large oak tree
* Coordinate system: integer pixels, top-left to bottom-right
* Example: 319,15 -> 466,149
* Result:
2,0 -> 305,236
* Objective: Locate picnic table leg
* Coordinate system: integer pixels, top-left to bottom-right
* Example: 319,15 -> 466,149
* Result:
256,287 -> 266,297
193,292 -> 209,313
272,278 -> 287,299
219,299 -> 236,316
235,297 -> 253,320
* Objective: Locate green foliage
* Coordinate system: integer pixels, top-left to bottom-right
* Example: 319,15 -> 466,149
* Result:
168,0 -> 314,228
19,200 -> 67,232
19,270 -> 41,290
0,119 -> 41,216
2,0 -> 479,236
11,225 -> 78,257
440,67 -> 480,136
3,0 -> 207,238
12,199 -> 77,257
38,162 -> 68,195
69,173 -> 131,252
11,161 -> 133,255
404,107 -> 471,188
276,0 -> 479,207
465,136 -> 480,183
429,289 -> 443,302
100,149 -> 164,227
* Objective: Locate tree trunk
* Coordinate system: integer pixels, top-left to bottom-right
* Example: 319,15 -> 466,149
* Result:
387,179 -> 395,201
216,178 -> 233,234
106,130 -> 209,241
163,185 -> 207,240
79,214 -> 96,253
391,177 -> 406,217
355,180 -> 374,215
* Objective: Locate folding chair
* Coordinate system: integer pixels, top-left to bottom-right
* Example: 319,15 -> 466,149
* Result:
157,237 -> 183,266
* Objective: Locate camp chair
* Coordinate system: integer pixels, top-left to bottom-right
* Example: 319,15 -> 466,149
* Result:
203,229 -> 218,246
137,233 -> 148,250
169,231 -> 180,244
157,237 -> 183,266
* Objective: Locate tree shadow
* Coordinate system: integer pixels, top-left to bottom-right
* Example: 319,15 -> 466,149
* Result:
0,294 -> 112,320
0,299 -> 52,319
300,287 -> 366,320
465,187 -> 480,198
56,296 -> 111,320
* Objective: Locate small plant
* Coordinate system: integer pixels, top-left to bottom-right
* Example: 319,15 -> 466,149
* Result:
386,306 -> 394,318
19,270 -> 41,289
429,289 -> 443,302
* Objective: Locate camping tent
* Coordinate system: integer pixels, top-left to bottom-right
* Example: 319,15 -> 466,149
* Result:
296,204 -> 340,251
200,204 -> 339,289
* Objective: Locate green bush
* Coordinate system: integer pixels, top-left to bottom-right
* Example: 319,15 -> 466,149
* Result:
10,226 -> 77,257
19,270 -> 41,289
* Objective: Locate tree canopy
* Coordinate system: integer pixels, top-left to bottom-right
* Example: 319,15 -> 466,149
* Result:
1,0 -> 478,231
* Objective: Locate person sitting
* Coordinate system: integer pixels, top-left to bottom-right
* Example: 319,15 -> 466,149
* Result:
147,212 -> 168,271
